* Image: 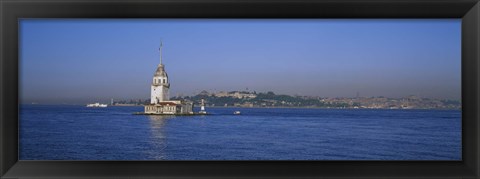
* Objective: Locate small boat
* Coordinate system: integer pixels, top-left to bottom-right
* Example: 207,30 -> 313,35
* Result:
86,103 -> 108,108
234,111 -> 241,115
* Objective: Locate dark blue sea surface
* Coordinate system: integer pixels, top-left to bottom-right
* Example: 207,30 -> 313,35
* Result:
19,105 -> 461,160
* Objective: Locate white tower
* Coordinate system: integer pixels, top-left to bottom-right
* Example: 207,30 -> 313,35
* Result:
199,98 -> 207,114
151,41 -> 170,104
201,99 -> 206,111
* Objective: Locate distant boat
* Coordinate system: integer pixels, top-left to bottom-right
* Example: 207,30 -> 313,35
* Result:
86,103 -> 108,108
234,111 -> 241,115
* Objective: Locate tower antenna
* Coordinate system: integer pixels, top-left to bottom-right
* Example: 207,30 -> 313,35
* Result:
159,40 -> 163,65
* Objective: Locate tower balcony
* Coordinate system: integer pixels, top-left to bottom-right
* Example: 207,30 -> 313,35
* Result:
152,83 -> 170,87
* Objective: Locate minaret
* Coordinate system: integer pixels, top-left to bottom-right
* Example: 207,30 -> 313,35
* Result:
150,41 -> 170,104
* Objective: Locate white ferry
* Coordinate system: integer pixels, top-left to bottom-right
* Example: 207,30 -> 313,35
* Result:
86,103 -> 108,108
234,111 -> 241,115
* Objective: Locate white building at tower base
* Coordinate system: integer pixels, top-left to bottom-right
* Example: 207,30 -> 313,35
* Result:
144,100 -> 193,115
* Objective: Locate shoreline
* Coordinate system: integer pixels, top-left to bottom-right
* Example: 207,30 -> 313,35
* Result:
20,104 -> 461,110
201,105 -> 461,110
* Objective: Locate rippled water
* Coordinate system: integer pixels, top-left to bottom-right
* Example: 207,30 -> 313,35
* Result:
19,105 -> 461,160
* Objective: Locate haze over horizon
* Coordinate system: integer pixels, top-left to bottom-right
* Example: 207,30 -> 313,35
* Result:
20,19 -> 461,104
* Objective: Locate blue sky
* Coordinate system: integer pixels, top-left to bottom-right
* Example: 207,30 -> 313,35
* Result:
20,19 -> 461,104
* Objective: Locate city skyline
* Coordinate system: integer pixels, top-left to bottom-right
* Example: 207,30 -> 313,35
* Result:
20,19 -> 461,104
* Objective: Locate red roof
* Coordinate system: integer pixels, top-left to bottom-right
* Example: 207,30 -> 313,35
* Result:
158,102 -> 179,106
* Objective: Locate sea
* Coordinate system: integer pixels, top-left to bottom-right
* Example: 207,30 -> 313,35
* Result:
19,105 -> 461,160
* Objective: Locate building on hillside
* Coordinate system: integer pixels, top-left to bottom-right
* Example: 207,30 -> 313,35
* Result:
144,41 -> 194,115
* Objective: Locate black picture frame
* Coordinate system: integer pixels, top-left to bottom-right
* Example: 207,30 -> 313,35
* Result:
1,0 -> 479,178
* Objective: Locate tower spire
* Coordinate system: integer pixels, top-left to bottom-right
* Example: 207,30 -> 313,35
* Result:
159,40 -> 163,65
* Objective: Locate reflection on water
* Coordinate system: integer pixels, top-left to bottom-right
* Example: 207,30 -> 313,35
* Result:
146,115 -> 174,159
148,115 -> 173,129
